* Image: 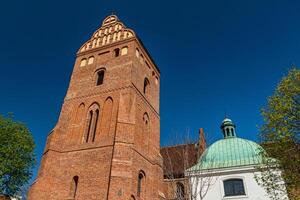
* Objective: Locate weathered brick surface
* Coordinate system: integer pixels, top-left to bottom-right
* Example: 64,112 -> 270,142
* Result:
28,15 -> 163,200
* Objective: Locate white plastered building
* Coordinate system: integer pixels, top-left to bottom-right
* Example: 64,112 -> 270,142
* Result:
186,118 -> 288,200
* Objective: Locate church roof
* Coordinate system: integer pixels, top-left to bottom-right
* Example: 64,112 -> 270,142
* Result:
188,137 -> 263,171
188,118 -> 264,171
161,143 -> 198,178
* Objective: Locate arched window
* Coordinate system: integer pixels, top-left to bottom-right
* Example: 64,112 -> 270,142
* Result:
143,78 -> 150,95
176,182 -> 185,199
70,176 -> 79,198
121,46 -> 128,55
84,103 -> 100,143
85,111 -> 93,143
135,48 -> 140,58
96,70 -> 105,86
223,179 -> 245,197
75,103 -> 85,124
88,56 -> 94,65
114,48 -> 120,57
80,58 -> 87,67
113,32 -> 117,42
155,76 -> 159,85
222,129 -> 226,138
226,128 -> 230,137
91,109 -> 99,142
99,97 -> 113,139
107,35 -> 111,44
143,113 -> 149,125
143,113 -> 149,133
102,36 -> 107,45
140,54 -> 144,63
137,171 -> 145,198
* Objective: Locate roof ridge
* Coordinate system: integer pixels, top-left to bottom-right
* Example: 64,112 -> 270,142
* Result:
161,142 -> 196,149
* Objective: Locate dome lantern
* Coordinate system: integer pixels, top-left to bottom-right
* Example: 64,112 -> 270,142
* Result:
220,118 -> 236,138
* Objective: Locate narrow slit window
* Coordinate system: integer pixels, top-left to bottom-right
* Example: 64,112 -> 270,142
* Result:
137,171 -> 145,197
86,111 -> 93,143
92,109 -> 99,142
70,176 -> 79,198
143,78 -> 150,95
226,128 -> 230,137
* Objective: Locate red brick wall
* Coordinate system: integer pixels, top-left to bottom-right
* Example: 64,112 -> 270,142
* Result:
28,15 -> 163,200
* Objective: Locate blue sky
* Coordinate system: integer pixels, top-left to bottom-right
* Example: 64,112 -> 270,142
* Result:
0,0 -> 300,183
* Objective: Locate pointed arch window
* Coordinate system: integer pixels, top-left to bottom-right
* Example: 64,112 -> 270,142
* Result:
70,176 -> 79,198
84,103 -> 100,143
75,103 -> 85,124
85,111 -> 93,143
91,109 -> 99,142
143,78 -> 150,95
137,171 -> 145,198
130,195 -> 136,200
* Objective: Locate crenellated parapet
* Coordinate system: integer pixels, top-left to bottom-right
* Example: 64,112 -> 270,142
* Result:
78,15 -> 135,54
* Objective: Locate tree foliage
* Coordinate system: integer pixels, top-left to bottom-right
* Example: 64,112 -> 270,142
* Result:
0,114 -> 35,198
258,67 -> 300,200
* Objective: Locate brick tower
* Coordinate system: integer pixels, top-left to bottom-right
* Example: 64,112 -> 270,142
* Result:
28,15 -> 164,200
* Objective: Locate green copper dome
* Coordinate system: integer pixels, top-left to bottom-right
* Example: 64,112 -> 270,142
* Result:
188,118 -> 264,171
